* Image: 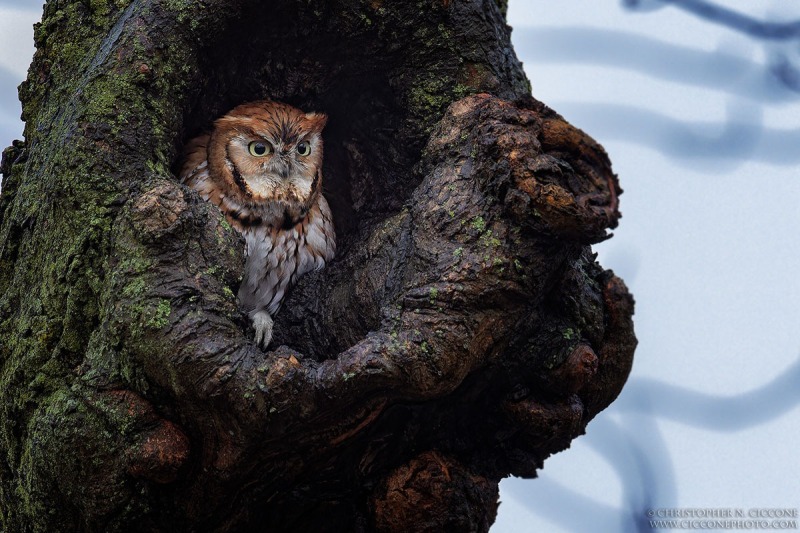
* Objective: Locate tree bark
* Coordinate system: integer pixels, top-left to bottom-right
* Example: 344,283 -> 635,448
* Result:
0,0 -> 635,531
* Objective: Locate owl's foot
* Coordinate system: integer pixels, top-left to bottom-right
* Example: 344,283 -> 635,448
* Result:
252,311 -> 274,350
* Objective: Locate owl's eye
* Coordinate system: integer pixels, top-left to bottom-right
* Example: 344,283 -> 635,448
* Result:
248,141 -> 271,157
296,141 -> 311,157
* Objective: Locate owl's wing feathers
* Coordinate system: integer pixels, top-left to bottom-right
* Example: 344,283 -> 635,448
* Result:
295,242 -> 315,281
179,134 -> 210,186
242,229 -> 272,291
307,196 -> 336,268
263,269 -> 284,315
179,133 -> 230,212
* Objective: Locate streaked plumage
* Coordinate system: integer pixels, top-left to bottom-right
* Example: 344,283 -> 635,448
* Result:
179,100 -> 336,348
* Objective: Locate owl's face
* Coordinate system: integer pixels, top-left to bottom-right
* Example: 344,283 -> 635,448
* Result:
207,100 -> 327,222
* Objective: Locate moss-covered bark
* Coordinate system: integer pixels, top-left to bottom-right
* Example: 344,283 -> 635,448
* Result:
0,0 -> 635,531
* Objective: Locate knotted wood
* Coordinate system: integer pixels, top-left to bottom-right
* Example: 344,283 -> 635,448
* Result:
0,0 -> 635,530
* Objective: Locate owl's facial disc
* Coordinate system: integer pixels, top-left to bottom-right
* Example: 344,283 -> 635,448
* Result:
227,132 -> 322,206
209,104 -> 328,218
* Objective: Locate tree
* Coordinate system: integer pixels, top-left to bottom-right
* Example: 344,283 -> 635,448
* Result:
0,0 -> 636,531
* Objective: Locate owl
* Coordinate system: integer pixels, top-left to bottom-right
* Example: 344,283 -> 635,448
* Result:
178,100 -> 336,349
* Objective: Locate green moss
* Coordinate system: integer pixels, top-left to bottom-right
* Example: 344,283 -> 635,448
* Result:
123,254 -> 155,274
471,216 -> 486,232
428,287 -> 438,302
162,0 -> 202,30
88,0 -> 111,22
409,82 -> 448,117
453,83 -> 471,99
437,23 -> 452,41
121,278 -> 146,298
144,299 -> 171,330
479,229 -> 501,248
14,384 -> 152,530
408,73 -> 476,132
84,74 -> 138,133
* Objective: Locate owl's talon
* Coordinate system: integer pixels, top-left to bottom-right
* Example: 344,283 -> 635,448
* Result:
252,311 -> 274,350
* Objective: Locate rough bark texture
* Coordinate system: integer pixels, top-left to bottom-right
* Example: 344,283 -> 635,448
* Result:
0,0 -> 635,531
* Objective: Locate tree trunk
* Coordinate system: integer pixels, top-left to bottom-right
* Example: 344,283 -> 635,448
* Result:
0,0 -> 636,531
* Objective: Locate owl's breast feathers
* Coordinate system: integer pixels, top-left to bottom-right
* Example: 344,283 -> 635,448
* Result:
238,196 -> 335,316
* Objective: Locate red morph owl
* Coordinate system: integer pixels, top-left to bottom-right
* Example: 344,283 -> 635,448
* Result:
179,100 -> 336,348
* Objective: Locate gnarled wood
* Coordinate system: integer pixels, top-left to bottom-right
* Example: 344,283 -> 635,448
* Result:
0,1 -> 635,531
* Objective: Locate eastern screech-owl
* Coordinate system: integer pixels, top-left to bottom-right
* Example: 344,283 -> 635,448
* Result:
179,100 -> 336,349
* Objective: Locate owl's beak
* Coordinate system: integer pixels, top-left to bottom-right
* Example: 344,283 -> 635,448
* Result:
278,165 -> 290,179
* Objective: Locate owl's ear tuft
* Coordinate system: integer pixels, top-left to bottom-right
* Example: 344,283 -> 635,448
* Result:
305,112 -> 328,133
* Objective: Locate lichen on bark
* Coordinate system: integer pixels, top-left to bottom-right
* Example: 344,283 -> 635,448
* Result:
0,0 -> 635,531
